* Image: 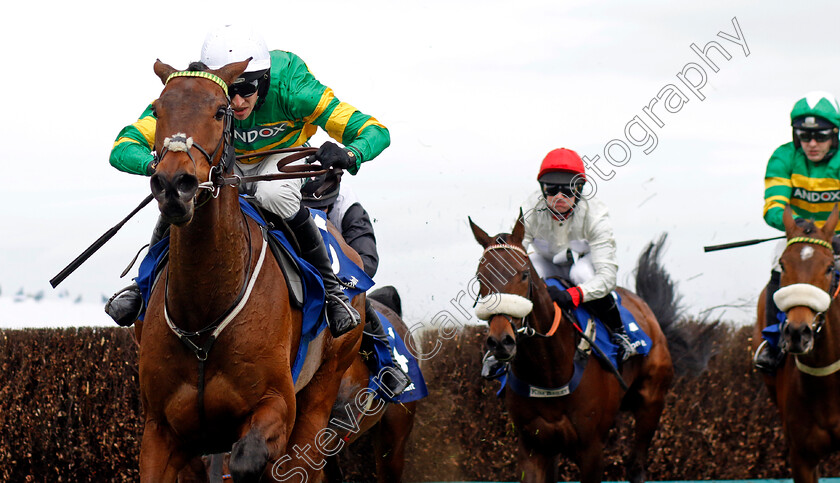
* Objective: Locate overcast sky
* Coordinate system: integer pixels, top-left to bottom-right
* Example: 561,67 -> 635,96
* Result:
2,0 -> 838,327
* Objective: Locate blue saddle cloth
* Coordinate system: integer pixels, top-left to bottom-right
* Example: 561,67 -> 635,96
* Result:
544,278 -> 652,368
365,310 -> 428,403
495,280 -> 652,398
134,197 -> 374,384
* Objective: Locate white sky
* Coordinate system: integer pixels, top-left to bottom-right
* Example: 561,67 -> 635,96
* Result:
2,0 -> 838,327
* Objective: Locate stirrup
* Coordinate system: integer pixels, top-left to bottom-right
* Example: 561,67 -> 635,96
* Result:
612,332 -> 638,362
377,365 -> 412,397
753,340 -> 784,374
325,294 -> 360,337
105,284 -> 143,327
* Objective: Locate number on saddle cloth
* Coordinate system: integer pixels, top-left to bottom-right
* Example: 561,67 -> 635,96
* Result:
544,278 -> 653,368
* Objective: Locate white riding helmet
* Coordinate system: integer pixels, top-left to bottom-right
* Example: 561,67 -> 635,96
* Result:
201,24 -> 271,72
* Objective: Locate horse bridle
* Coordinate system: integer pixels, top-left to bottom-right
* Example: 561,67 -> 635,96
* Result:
475,243 -> 565,340
777,236 -> 839,337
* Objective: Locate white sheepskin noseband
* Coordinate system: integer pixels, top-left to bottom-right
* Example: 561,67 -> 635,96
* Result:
475,293 -> 534,321
774,283 -> 832,313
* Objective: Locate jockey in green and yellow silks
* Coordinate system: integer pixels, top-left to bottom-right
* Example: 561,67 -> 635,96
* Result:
764,92 -> 840,231
756,91 -> 840,374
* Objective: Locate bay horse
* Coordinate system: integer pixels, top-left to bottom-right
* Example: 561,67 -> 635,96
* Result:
469,213 -> 674,483
752,204 -> 840,483
139,59 -> 363,482
186,287 -> 420,483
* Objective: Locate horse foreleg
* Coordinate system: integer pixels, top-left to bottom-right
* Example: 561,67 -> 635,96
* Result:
272,369 -> 349,482
373,401 -> 417,483
517,441 -> 558,483
575,439 -> 606,483
139,419 -> 186,483
229,396 -> 295,483
790,448 -> 820,483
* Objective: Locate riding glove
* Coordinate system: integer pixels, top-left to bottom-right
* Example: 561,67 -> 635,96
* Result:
315,141 -> 356,170
547,285 -> 583,310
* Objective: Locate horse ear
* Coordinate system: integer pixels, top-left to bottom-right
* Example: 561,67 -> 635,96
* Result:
782,204 -> 797,237
215,59 -> 252,87
154,59 -> 178,85
822,203 -> 840,239
469,217 -> 493,248
510,208 -> 525,246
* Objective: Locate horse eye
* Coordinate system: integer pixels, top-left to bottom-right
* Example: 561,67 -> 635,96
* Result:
521,270 -> 529,281
827,265 -> 834,276
779,261 -> 785,273
214,107 -> 226,121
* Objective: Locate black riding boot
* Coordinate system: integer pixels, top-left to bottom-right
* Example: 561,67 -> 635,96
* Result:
586,294 -> 637,362
105,216 -> 169,327
287,207 -> 360,337
363,299 -> 411,396
755,270 -> 785,373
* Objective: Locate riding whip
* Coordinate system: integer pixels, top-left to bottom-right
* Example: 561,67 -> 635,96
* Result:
703,235 -> 785,253
50,194 -> 154,288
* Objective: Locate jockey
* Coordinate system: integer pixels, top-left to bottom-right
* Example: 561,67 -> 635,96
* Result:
755,91 -> 840,373
301,174 -> 411,395
105,24 -> 390,338
482,148 -> 637,379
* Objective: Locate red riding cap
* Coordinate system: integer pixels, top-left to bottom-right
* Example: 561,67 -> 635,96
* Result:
537,148 -> 587,184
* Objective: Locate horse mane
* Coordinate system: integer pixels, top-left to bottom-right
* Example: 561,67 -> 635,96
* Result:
634,233 -> 720,377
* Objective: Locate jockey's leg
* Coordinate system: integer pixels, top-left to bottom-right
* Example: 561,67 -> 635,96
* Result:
585,294 -> 638,361
105,216 -> 169,327
287,206 -> 360,337
241,154 -> 360,337
362,298 -> 411,396
755,270 -> 785,373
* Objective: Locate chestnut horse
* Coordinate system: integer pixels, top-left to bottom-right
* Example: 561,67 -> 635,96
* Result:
469,213 -> 674,483
752,204 -> 840,483
139,59 -> 363,482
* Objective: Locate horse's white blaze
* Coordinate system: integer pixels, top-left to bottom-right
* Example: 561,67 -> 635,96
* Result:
774,283 -> 831,312
475,293 -> 533,320
801,245 -> 815,261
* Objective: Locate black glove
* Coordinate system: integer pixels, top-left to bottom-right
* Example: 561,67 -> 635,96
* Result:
547,285 -> 581,310
315,142 -> 355,170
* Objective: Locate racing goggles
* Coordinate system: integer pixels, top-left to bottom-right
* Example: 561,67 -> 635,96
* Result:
229,78 -> 259,99
541,182 -> 578,198
795,129 -> 834,143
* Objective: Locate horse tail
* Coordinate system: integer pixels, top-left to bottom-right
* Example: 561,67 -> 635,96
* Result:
635,233 -> 720,377
368,285 -> 403,317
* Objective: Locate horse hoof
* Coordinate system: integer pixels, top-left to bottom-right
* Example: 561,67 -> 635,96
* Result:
229,431 -> 269,483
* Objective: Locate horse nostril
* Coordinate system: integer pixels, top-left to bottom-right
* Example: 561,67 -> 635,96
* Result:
503,334 -> 516,349
150,173 -> 167,197
175,173 -> 199,197
486,337 -> 498,350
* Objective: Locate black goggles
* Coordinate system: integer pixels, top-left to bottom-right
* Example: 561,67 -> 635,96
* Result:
541,182 -> 579,197
229,78 -> 259,99
795,129 -> 834,143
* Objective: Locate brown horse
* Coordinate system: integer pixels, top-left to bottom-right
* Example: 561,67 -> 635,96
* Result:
180,288 -> 419,483
138,59 -> 363,482
469,213 -> 674,483
752,204 -> 840,483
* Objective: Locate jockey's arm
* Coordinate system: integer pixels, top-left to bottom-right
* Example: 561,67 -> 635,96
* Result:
579,201 -> 618,302
763,144 -> 795,232
110,104 -> 157,176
